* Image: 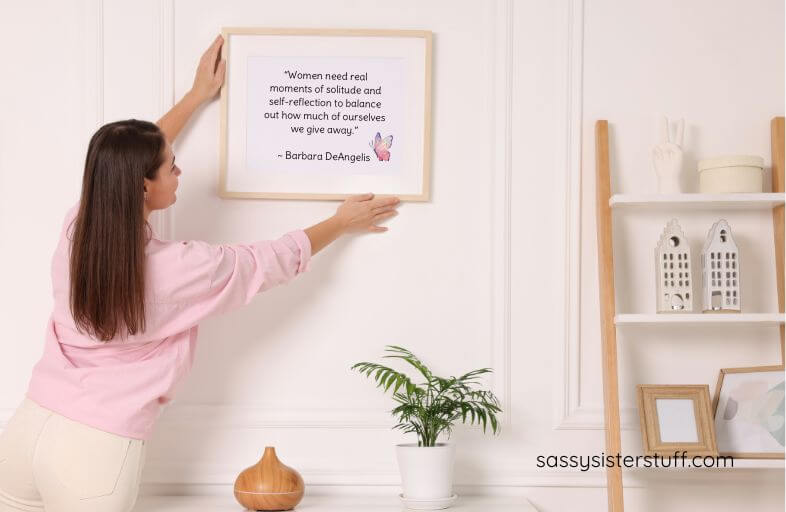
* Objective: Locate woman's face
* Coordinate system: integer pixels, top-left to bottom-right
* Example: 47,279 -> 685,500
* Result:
144,143 -> 181,211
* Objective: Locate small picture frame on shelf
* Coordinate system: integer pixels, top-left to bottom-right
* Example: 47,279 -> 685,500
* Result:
712,365 -> 785,459
637,385 -> 718,456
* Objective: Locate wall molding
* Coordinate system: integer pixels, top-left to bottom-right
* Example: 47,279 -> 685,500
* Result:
0,0 -> 513,436
137,466 -> 779,494
553,0 -> 591,430
0,1 -> 105,429
157,404 -> 394,429
139,469 -> 613,491
149,0 -> 175,240
1,0 -> 518,490
81,0 -> 103,137
548,0 -> 645,432
550,0 -> 637,431
156,0 -> 515,431
490,0 -> 514,430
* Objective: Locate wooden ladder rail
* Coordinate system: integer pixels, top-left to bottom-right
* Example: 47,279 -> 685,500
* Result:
771,116 -> 785,364
595,120 -> 624,512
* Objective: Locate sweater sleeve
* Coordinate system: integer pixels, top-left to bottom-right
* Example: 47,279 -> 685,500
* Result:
152,230 -> 312,329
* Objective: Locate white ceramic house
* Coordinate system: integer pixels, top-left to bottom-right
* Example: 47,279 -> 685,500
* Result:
655,219 -> 693,312
701,219 -> 740,312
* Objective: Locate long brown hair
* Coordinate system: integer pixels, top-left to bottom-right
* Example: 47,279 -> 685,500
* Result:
69,120 -> 165,342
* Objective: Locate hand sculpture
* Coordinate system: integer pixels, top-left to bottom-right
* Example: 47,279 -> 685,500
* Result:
650,116 -> 685,193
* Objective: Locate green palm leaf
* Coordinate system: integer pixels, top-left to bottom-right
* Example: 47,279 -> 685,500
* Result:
351,346 -> 503,446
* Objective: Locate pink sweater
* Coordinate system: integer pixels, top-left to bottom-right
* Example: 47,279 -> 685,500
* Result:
25,202 -> 312,440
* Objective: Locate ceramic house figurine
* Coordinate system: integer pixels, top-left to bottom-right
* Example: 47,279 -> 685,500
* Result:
655,219 -> 693,312
701,219 -> 740,312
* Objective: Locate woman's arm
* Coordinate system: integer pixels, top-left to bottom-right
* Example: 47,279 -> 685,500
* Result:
305,193 -> 401,255
304,216 -> 346,256
157,35 -> 226,143
156,91 -> 202,143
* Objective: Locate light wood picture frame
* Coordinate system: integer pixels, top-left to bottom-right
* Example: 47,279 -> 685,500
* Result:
218,27 -> 433,201
637,385 -> 718,456
712,365 -> 785,459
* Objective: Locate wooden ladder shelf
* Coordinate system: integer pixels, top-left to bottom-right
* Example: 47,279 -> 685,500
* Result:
593,117 -> 785,512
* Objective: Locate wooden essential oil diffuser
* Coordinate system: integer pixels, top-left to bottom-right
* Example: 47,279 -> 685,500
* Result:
234,446 -> 305,511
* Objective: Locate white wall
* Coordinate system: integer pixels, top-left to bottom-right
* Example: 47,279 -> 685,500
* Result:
0,1 -> 782,511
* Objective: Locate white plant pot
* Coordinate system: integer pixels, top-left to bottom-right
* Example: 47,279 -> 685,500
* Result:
395,442 -> 456,501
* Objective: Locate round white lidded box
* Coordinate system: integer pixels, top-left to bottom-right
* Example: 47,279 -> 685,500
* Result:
697,155 -> 764,193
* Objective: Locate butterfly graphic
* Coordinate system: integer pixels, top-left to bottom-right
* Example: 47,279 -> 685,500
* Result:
370,132 -> 393,161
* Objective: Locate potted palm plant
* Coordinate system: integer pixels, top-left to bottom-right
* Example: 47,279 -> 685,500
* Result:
351,345 -> 502,509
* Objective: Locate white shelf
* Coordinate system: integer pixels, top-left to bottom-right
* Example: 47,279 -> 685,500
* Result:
609,193 -> 785,209
615,313 -> 784,325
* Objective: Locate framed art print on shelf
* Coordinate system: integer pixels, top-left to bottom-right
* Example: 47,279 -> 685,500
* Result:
637,385 -> 718,456
218,27 -> 433,201
712,365 -> 785,459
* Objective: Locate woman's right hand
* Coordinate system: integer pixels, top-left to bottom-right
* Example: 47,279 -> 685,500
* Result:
189,35 -> 226,105
334,193 -> 401,234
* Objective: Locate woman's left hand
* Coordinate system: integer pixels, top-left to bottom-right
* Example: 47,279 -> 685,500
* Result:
189,34 -> 226,104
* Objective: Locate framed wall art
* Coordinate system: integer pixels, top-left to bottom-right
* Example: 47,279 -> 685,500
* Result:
712,365 -> 785,459
637,385 -> 718,456
218,27 -> 433,201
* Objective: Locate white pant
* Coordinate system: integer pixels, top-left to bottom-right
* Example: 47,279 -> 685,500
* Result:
0,397 -> 146,512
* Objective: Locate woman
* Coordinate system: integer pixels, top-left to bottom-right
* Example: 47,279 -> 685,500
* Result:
0,35 -> 400,512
